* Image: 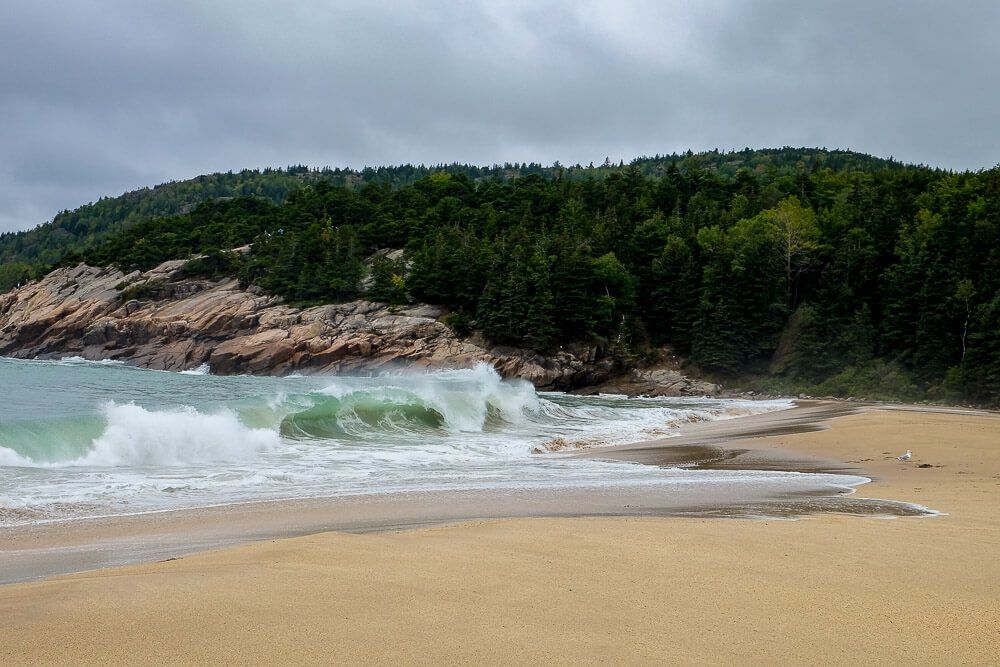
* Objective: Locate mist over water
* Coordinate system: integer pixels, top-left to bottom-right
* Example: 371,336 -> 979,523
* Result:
0,357 -> 864,526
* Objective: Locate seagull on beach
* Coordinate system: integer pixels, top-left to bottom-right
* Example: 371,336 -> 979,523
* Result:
897,449 -> 912,461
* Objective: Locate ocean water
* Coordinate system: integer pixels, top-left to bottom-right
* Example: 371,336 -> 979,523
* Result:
0,357 -> 863,527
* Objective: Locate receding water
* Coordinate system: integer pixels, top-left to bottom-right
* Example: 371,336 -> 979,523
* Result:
0,357 -> 879,526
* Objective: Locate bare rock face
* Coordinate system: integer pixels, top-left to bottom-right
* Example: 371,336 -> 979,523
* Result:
574,367 -> 721,398
0,262 -> 617,389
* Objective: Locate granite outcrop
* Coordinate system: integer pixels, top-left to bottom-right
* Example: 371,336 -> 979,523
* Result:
0,262 -> 625,389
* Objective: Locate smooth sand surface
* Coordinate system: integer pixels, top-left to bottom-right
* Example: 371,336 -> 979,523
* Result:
2,406 -> 999,665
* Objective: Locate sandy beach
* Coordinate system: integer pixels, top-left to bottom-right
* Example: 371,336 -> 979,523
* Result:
2,403 -> 999,664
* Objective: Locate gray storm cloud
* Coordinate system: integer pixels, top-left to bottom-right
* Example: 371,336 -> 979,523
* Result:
1,0 -> 998,233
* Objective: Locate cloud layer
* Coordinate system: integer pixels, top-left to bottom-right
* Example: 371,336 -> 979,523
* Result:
2,0 -> 998,232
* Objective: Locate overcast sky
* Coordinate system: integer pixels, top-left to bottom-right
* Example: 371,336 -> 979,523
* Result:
2,1 -> 998,233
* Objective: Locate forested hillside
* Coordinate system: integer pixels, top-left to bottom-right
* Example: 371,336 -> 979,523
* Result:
3,148 -> 998,403
0,147 -> 907,290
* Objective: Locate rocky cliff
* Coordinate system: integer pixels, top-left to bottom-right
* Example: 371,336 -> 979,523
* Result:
0,261 -> 630,389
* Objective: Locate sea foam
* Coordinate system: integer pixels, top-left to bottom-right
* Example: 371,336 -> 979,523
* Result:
65,402 -> 279,467
1,357 -> 810,526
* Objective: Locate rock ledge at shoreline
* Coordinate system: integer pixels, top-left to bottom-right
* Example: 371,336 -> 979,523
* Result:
0,262 -> 615,389
0,261 -> 726,394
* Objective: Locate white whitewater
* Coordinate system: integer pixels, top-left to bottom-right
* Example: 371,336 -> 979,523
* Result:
0,357 -> 862,526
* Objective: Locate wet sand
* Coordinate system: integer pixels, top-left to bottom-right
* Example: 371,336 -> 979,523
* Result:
0,401 -> 922,585
2,403 -> 999,663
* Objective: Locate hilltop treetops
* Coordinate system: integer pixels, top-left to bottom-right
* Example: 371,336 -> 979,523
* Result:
2,148 -> 998,404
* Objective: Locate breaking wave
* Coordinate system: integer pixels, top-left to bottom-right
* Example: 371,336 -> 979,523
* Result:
0,364 -> 545,466
0,364 -> 783,467
0,403 -> 279,467
0,363 -> 790,469
0,359 -> 809,526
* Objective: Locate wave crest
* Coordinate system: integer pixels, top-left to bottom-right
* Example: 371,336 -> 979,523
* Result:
4,403 -> 279,468
79,403 -> 279,466
284,363 -> 540,437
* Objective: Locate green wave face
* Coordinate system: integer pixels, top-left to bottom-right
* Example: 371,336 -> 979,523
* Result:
278,391 -> 446,440
0,414 -> 107,464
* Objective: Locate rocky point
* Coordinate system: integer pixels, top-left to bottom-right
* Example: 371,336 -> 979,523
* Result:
0,261 -> 637,390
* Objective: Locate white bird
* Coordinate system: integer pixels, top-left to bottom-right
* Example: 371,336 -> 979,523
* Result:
897,449 -> 912,461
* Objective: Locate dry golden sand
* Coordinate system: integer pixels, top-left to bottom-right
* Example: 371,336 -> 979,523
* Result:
2,407 -> 999,665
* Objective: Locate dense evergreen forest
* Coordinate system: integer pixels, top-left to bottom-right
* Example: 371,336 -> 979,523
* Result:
2,148 -> 998,404
0,147 -> 907,284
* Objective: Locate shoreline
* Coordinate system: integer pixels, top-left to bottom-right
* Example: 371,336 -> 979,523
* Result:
2,402 -> 998,663
0,400 -> 940,585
